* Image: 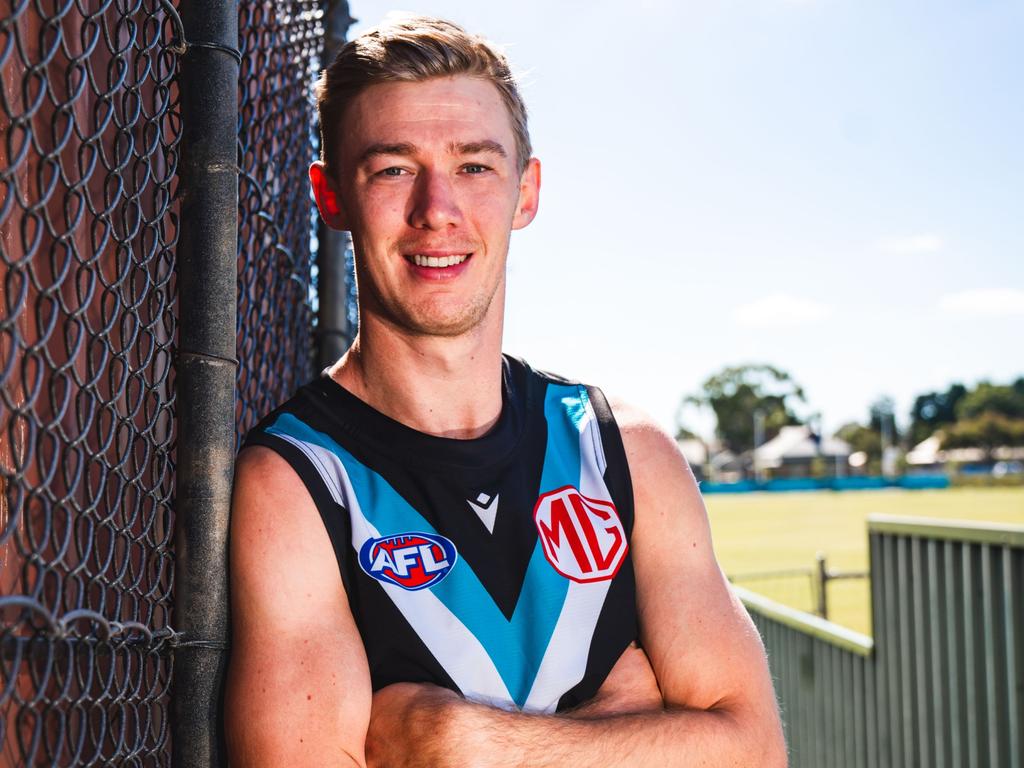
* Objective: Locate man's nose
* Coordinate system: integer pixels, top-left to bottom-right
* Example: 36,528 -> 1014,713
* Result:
408,170 -> 462,230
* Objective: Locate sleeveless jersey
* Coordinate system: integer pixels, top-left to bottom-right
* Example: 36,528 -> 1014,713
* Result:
243,355 -> 637,713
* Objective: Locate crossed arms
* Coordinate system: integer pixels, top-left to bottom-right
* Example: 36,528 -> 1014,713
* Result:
225,404 -> 787,767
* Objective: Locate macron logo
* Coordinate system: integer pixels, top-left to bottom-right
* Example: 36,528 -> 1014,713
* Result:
468,491 -> 500,534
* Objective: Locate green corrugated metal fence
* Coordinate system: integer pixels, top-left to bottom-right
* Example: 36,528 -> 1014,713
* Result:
737,515 -> 1024,768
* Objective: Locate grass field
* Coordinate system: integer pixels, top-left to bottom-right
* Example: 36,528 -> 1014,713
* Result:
703,487 -> 1024,636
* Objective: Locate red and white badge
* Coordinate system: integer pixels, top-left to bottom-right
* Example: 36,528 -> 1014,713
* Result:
533,486 -> 627,583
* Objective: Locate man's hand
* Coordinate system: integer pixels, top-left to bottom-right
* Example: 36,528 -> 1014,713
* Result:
365,683 -> 462,768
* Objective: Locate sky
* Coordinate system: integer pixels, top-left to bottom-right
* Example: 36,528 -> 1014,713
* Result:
345,0 -> 1024,441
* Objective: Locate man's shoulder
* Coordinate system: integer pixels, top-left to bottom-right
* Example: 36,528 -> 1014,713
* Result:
505,355 -> 616,413
234,376 -> 345,507
506,353 -> 591,389
239,375 -> 330,449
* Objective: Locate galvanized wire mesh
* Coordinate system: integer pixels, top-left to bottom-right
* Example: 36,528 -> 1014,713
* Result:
1,0 -> 328,764
235,1 -> 323,446
0,0 -> 182,764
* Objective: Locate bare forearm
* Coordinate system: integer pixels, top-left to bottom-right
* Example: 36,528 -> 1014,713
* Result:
370,686 -> 784,768
449,700 -> 780,768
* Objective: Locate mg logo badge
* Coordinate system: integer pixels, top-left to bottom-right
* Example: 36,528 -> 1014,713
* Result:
533,486 -> 627,583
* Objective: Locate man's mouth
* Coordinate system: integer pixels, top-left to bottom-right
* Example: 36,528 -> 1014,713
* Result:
405,253 -> 472,268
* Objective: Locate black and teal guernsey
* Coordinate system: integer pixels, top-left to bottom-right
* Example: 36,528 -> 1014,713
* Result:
243,355 -> 637,713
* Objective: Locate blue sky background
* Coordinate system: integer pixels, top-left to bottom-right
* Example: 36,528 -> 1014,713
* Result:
346,0 -> 1024,440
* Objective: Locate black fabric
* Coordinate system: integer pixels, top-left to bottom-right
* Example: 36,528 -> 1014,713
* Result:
242,355 -> 638,708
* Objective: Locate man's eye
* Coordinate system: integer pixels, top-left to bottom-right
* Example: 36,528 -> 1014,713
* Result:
378,167 -> 407,177
462,164 -> 490,174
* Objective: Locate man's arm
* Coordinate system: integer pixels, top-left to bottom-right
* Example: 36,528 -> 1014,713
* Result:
366,404 -> 786,768
225,447 -> 372,767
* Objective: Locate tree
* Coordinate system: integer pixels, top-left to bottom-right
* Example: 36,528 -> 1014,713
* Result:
955,381 -> 1024,421
835,395 -> 897,462
685,364 -> 806,455
941,412 -> 1024,460
908,383 -> 966,445
869,396 -> 899,442
836,422 -> 881,459
674,424 -> 699,442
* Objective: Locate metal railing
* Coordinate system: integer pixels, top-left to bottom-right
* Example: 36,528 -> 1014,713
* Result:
729,554 -> 868,620
739,515 -> 1024,768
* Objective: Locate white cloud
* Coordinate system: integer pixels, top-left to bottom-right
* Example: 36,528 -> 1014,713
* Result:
939,289 -> 1024,317
876,234 -> 944,255
733,293 -> 831,328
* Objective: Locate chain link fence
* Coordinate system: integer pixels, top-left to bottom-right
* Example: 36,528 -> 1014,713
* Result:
1,1 -> 342,764
236,0 -> 324,446
1,1 -> 181,762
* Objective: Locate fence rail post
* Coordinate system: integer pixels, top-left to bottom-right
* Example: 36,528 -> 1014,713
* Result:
816,552 -> 829,619
316,0 -> 358,370
172,0 -> 240,763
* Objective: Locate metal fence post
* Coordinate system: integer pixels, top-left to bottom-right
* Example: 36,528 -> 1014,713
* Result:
172,0 -> 240,764
316,0 -> 358,370
816,552 -> 829,620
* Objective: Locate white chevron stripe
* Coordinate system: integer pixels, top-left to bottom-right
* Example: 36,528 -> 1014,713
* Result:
270,431 -> 514,706
523,392 -> 615,712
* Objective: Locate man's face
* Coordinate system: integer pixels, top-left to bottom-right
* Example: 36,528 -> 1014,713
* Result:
312,75 -> 540,338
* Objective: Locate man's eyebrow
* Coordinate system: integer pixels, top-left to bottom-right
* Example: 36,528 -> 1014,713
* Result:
356,140 -> 509,165
449,140 -> 508,158
357,142 -> 417,163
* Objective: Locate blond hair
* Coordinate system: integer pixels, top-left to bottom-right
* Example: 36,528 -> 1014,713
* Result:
315,14 -> 532,175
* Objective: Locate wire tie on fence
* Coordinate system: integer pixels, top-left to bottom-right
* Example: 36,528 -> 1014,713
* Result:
182,41 -> 244,66
168,633 -> 230,652
159,0 -> 242,65
177,349 -> 241,369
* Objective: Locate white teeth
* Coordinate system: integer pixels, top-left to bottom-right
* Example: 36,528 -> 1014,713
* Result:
411,254 -> 469,267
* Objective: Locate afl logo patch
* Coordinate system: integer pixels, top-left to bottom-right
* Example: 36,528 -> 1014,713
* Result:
358,532 -> 458,591
533,486 -> 627,583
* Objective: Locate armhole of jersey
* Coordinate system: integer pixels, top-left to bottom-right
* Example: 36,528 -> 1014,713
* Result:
584,385 -> 636,536
241,430 -> 356,597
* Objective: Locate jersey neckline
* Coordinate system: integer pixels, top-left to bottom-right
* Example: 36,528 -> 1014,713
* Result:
310,354 -> 533,470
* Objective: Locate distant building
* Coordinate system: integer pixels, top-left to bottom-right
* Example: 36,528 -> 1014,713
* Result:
676,438 -> 709,482
906,434 -> 1024,472
709,448 -> 748,483
754,425 -> 851,478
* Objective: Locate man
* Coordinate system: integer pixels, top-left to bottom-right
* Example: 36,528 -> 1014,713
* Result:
226,14 -> 786,767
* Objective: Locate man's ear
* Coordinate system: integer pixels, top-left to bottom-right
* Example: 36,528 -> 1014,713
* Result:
310,161 -> 348,230
511,157 -> 541,231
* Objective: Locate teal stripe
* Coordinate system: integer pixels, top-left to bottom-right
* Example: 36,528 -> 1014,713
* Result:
504,384 -> 588,704
268,414 -> 529,696
267,388 -> 590,708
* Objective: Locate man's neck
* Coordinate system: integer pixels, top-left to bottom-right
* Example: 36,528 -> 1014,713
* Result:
329,316 -> 505,440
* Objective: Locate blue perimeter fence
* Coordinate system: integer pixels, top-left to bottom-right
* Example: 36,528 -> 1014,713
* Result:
702,475 -> 950,494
